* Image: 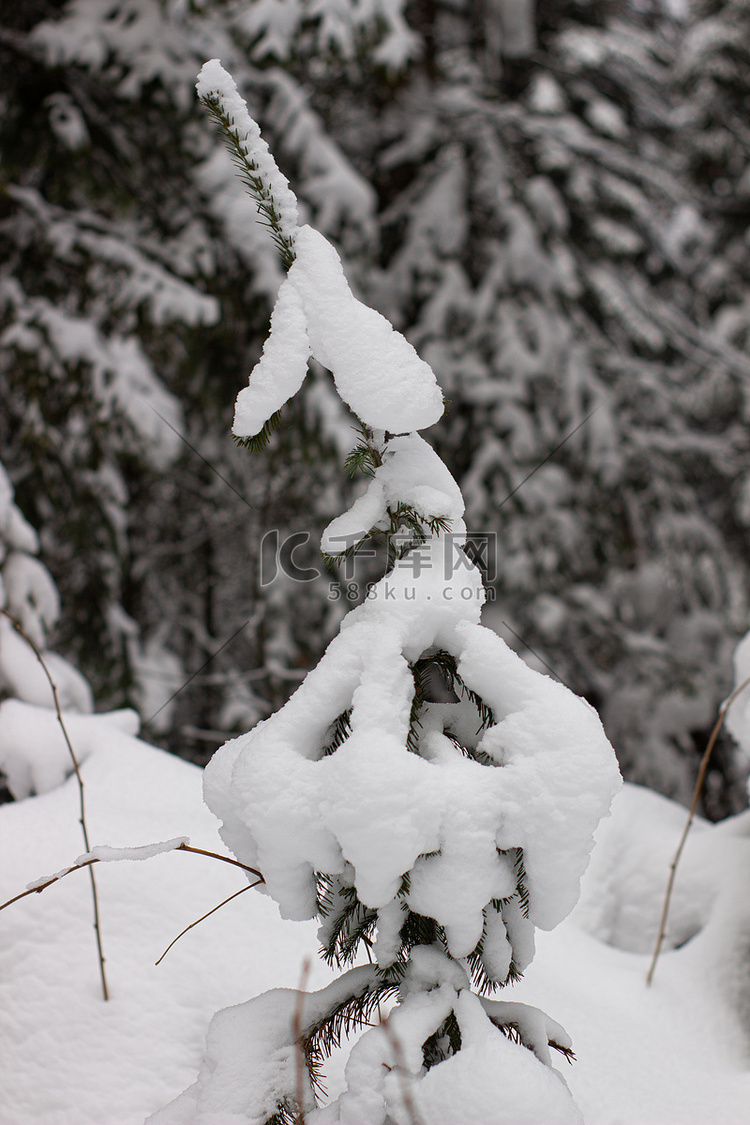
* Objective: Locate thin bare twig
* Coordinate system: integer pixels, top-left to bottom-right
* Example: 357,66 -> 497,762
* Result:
294,957 -> 312,1125
155,881 -> 260,966
380,1011 -> 423,1125
175,843 -> 263,880
1,609 -> 109,1000
646,672 -> 750,986
0,842 -> 264,914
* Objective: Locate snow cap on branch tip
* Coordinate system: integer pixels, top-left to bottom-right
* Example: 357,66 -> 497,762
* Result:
196,59 -> 299,243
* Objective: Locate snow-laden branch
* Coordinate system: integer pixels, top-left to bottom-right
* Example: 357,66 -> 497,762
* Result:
197,59 -> 445,439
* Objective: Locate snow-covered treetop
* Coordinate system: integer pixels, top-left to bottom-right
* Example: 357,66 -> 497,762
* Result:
197,60 -> 445,437
196,56 -> 620,973
174,60 -> 622,1125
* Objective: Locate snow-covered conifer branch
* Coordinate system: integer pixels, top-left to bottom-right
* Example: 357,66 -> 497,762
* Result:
197,64 -> 444,447
197,59 -> 298,270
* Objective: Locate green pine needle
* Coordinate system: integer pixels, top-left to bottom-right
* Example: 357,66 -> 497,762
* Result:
200,94 -> 296,271
233,410 -> 283,453
344,441 -> 379,478
304,979 -> 399,1061
423,1011 -> 462,1069
321,709 -> 352,756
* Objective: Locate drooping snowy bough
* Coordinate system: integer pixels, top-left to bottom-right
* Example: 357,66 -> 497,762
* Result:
151,60 -> 621,1125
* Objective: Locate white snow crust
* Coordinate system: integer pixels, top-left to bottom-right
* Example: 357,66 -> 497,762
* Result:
306,948 -> 581,1125
0,729 -> 332,1125
150,966 -> 378,1125
3,734 -> 750,1124
157,947 -> 582,1125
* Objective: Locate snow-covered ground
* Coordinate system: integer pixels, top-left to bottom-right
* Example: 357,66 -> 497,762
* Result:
1,723 -> 749,1124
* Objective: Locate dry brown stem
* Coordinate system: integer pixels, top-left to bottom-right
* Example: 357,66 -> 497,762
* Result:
646,672 -> 750,986
0,842 -> 263,913
379,1011 -> 423,1125
293,957 -> 312,1125
155,880 -> 261,965
1,609 -> 109,1000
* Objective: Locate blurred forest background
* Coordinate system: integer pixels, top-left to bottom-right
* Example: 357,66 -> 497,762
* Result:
1,0 -> 750,816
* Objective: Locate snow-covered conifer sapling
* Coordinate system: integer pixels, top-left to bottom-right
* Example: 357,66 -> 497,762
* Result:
152,60 -> 622,1125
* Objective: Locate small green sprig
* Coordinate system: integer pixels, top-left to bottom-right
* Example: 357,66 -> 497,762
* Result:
200,93 -> 296,271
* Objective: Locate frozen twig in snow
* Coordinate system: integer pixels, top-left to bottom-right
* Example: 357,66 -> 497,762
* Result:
293,958 -> 312,1125
646,672 -> 750,986
379,1010 -> 424,1125
155,881 -> 260,966
0,840 -> 264,914
0,608 -> 109,1001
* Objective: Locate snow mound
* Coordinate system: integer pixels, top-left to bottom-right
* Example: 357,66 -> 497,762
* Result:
0,699 -> 139,800
0,731 -> 330,1125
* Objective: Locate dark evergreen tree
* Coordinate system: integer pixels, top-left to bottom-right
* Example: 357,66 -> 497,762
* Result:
0,0 -> 360,758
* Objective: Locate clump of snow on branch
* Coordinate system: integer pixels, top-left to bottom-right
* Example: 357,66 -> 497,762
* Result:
322,433 -> 465,553
286,225 -> 445,432
150,966 -> 379,1125
239,218 -> 445,433
206,557 -> 618,950
78,837 -> 190,865
314,949 -> 582,1125
24,837 -> 190,892
153,954 -> 582,1125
